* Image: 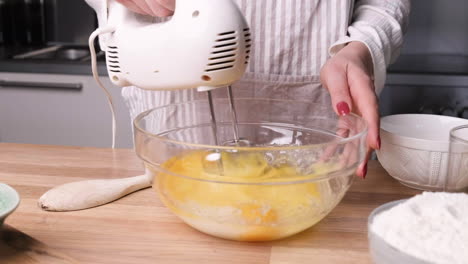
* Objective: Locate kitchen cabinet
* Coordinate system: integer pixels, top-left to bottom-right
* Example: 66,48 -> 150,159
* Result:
0,72 -> 133,148
380,73 -> 468,117
379,0 -> 468,117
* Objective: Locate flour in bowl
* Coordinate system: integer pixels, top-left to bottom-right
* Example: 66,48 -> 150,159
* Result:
371,192 -> 468,264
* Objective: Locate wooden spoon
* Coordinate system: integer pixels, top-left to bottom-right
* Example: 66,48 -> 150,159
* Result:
38,171 -> 152,212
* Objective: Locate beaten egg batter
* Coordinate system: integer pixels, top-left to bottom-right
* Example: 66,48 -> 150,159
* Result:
151,150 -> 337,241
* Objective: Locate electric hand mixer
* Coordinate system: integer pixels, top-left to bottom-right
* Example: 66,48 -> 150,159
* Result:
93,0 -> 250,146
37,0 -> 251,212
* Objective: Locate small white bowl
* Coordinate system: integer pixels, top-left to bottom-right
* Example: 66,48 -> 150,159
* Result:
368,200 -> 431,264
0,183 -> 20,226
376,114 -> 468,191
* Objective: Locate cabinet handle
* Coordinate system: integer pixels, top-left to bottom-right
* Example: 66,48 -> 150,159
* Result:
0,80 -> 83,90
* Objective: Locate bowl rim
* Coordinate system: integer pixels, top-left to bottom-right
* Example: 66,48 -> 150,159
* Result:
380,114 -> 468,151
133,98 -> 368,151
381,114 -> 468,142
379,129 -> 449,151
450,124 -> 468,144
0,183 -> 20,222
368,199 -> 407,226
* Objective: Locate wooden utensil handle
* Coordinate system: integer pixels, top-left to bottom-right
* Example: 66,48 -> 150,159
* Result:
38,174 -> 152,212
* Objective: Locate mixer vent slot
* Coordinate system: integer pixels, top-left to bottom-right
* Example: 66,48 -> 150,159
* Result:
208,59 -> 235,66
219,31 -> 236,36
213,48 -> 237,54
214,42 -> 237,49
205,31 -> 239,72
210,54 -> 235,60
107,46 -> 121,73
244,28 -> 251,64
206,65 -> 234,72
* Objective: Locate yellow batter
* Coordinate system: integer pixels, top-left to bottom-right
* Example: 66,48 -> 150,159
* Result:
152,150 -> 336,241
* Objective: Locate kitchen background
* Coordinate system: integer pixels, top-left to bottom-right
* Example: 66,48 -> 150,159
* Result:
0,0 -> 466,148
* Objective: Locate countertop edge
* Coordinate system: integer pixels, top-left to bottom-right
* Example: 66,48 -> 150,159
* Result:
0,61 -> 108,76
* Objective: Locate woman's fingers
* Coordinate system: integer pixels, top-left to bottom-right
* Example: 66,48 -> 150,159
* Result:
133,0 -> 154,15
348,69 -> 380,179
320,117 -> 351,162
336,116 -> 365,177
116,0 -> 148,15
349,71 -> 380,151
116,0 -> 174,17
145,0 -> 174,16
155,0 -> 176,11
356,148 -> 373,179
320,61 -> 353,116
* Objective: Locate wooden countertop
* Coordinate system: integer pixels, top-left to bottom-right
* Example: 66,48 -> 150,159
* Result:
0,143 -> 421,264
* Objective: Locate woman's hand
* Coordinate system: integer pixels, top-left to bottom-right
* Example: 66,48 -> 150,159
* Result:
320,41 -> 380,179
115,0 -> 175,17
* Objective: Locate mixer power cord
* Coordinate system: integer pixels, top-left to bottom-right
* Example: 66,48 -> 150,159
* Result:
88,26 -> 117,149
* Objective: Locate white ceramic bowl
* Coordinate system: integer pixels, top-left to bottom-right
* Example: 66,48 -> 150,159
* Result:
376,114 -> 468,191
368,200 -> 431,264
0,183 -> 20,226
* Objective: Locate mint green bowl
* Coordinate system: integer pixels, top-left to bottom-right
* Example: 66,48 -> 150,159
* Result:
0,183 -> 20,226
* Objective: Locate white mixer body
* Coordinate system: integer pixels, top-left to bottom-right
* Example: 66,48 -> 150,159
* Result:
103,0 -> 251,91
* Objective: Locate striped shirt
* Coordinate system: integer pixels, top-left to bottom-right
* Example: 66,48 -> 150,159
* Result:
122,0 -> 410,121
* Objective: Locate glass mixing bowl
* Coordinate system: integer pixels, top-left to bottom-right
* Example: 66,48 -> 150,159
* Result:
134,98 -> 367,241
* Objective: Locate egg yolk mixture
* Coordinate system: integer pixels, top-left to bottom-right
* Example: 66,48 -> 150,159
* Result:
152,151 -> 335,241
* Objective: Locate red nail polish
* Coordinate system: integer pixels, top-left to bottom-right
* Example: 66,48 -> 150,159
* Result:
363,163 -> 368,179
377,136 -> 381,150
336,102 -> 350,116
